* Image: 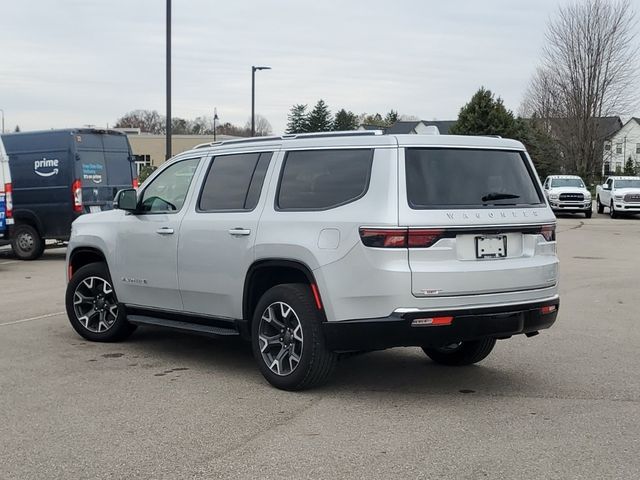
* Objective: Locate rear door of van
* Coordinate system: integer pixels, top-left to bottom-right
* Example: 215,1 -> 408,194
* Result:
2,131 -> 74,239
74,132 -> 135,213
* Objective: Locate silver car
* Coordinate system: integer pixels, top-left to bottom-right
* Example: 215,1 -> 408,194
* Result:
65,131 -> 559,390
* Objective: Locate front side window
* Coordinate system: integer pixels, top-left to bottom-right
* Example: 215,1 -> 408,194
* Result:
405,148 -> 544,209
198,152 -> 272,211
277,149 -> 373,210
139,158 -> 200,213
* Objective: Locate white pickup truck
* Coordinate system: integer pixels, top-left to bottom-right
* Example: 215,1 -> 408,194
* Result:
596,176 -> 640,218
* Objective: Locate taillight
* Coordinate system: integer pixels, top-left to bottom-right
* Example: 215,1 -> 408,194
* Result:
539,224 -> 556,242
4,183 -> 12,218
72,179 -> 83,213
359,228 -> 446,248
408,229 -> 445,248
132,178 -> 139,189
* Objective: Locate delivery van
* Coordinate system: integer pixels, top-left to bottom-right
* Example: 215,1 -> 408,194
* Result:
1,129 -> 137,259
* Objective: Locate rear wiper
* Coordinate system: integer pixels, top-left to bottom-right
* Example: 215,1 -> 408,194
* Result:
481,192 -> 521,202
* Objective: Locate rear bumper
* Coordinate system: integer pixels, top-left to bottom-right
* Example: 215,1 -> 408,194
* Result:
322,298 -> 559,352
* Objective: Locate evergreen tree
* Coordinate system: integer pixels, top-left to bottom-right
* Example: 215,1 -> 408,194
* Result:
14,125 -> 20,132
624,157 -> 636,175
384,110 -> 399,126
450,87 -> 523,139
307,100 -> 332,132
286,104 -> 309,134
361,113 -> 385,127
332,109 -> 359,131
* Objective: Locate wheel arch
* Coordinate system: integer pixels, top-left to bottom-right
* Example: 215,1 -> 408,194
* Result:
11,209 -> 44,236
241,259 -> 323,339
68,247 -> 108,279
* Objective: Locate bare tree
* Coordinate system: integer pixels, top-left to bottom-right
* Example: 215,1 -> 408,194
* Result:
114,110 -> 165,134
521,0 -> 638,180
244,115 -> 272,136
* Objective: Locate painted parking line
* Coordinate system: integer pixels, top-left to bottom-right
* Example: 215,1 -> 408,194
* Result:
0,311 -> 65,327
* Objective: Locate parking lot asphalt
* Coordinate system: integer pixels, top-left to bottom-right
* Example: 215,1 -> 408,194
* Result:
1,214 -> 639,480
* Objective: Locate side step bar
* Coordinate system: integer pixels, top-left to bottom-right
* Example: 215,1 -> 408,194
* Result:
127,315 -> 240,338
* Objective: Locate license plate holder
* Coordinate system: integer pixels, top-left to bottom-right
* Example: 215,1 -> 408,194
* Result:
89,206 -> 102,213
475,235 -> 507,259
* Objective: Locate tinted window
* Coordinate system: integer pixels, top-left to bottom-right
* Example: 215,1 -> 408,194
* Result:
198,152 -> 272,211
140,158 -> 200,213
406,148 -> 543,209
277,149 -> 373,210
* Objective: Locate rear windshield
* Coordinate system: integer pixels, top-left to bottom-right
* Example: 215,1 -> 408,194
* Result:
405,148 -> 544,209
551,178 -> 584,188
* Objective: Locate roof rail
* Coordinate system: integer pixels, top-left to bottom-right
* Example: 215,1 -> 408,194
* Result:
194,130 -> 384,149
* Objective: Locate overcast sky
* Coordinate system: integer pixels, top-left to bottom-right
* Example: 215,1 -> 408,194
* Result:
1,0 -> 633,134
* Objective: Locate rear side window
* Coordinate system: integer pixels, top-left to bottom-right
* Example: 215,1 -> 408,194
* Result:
277,149 -> 373,210
198,152 -> 272,211
405,148 -> 543,209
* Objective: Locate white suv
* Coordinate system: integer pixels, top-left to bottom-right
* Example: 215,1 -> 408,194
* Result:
543,175 -> 592,218
65,131 -> 559,390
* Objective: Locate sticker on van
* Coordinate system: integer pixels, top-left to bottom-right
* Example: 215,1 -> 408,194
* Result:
82,163 -> 104,184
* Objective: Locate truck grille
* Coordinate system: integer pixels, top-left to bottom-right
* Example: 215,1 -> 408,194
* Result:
624,193 -> 640,203
559,193 -> 584,201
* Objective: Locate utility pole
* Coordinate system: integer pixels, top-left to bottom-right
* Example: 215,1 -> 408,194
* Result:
251,66 -> 271,137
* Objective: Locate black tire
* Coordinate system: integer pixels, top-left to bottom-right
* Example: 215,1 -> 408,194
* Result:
597,197 -> 604,214
585,209 -> 592,218
610,201 -> 618,219
11,223 -> 45,260
251,284 -> 337,391
422,338 -> 496,366
65,262 -> 136,342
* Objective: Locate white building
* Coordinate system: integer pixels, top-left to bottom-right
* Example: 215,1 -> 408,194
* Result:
603,118 -> 640,175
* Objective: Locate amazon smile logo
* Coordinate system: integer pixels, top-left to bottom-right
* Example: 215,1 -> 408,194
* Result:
34,158 -> 60,177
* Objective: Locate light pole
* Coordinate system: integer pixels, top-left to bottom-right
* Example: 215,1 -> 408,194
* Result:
213,108 -> 219,142
165,0 -> 172,160
251,66 -> 271,137
0,109 -> 4,133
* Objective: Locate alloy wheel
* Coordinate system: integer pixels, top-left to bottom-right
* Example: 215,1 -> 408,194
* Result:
73,276 -> 119,333
258,302 -> 304,376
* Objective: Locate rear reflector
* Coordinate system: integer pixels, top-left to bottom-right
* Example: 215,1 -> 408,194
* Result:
133,178 -> 139,189
411,316 -> 453,327
310,283 -> 323,311
359,228 -> 445,248
540,305 -> 557,315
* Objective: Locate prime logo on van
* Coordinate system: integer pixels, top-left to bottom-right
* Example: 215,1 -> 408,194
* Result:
34,158 -> 59,177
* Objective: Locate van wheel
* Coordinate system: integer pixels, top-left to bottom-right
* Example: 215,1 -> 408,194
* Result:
11,223 -> 45,260
251,284 -> 337,391
596,197 -> 604,214
422,338 -> 496,366
65,262 -> 136,342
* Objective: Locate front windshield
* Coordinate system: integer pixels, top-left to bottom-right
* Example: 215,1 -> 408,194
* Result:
615,179 -> 640,189
550,178 -> 584,188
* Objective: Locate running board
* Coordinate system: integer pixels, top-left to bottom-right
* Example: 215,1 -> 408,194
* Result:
127,315 -> 240,337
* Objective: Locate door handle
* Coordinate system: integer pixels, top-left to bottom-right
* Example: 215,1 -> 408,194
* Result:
228,228 -> 251,236
156,227 -> 174,235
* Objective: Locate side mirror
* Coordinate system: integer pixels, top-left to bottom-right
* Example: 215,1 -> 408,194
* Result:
603,184 -> 610,190
114,189 -> 138,212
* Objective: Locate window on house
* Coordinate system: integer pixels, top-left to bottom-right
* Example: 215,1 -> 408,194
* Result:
636,143 -> 640,154
604,142 -> 611,151
616,143 -> 623,154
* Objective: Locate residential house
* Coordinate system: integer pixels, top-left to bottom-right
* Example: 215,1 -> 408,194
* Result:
602,118 -> 640,175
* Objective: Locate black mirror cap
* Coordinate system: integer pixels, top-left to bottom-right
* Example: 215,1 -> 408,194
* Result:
114,188 -> 138,212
